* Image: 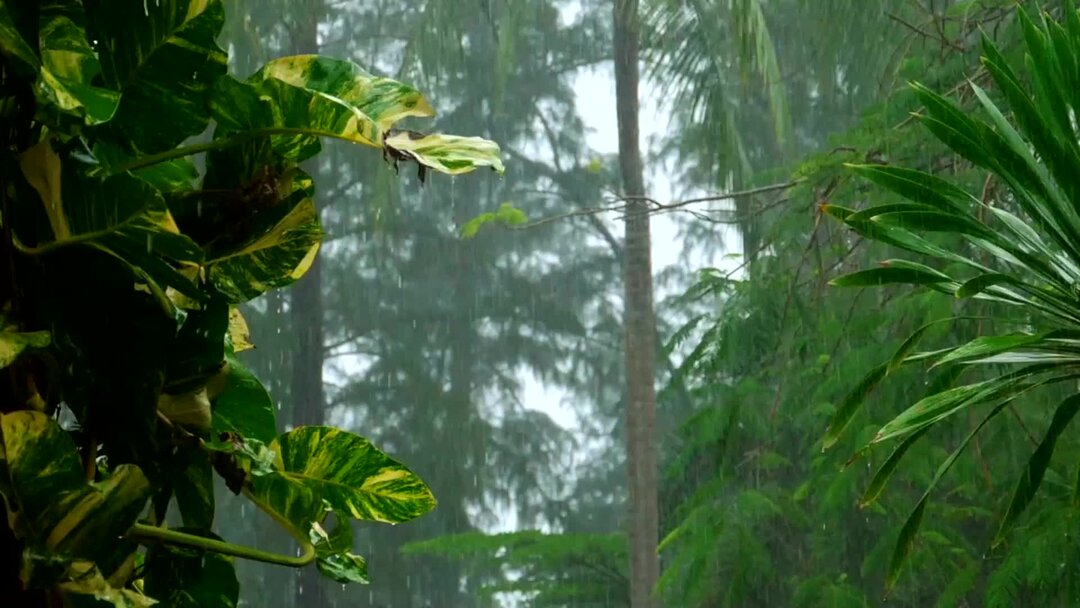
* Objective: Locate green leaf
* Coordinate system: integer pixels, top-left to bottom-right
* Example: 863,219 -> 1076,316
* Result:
823,317 -> 958,449
205,168 -> 322,303
385,130 -> 506,176
872,366 -> 1058,444
829,263 -> 953,288
58,560 -> 157,608
253,54 -> 435,133
172,448 -> 215,529
460,203 -> 527,239
210,54 -> 456,163
144,528 -> 239,608
35,10 -> 120,125
930,333 -> 1047,369
16,140 -> 205,302
93,0 -> 228,152
886,400 -> 1009,593
0,412 -> 150,568
860,428 -> 931,508
210,355 -> 278,444
0,326 -> 49,368
0,2 -> 39,74
847,164 -> 977,215
994,394 -> 1080,546
310,518 -> 368,584
247,426 -> 436,532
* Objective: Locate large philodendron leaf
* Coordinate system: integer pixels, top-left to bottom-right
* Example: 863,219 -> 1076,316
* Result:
35,8 -> 120,125
144,528 -> 239,608
209,54 -> 505,175
246,426 -> 436,534
0,412 -> 151,579
91,0 -> 228,153
210,54 -> 435,162
204,168 -> 322,303
16,139 -> 205,302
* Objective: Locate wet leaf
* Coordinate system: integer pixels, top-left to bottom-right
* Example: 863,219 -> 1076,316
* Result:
205,170 -> 322,304
94,0 -> 228,152
385,130 -> 505,176
995,394 -> 1080,546
0,326 -> 49,369
311,518 -> 368,584
36,11 -> 120,125
58,560 -> 157,607
247,427 -> 436,532
210,355 -> 277,444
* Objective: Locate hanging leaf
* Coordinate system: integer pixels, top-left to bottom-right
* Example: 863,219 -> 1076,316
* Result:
310,519 -> 368,584
385,130 -> 506,176
994,394 -> 1080,546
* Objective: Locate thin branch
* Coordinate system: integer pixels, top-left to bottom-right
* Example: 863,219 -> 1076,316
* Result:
516,179 -> 803,230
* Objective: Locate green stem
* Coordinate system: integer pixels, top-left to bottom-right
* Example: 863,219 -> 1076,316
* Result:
126,521 -> 315,568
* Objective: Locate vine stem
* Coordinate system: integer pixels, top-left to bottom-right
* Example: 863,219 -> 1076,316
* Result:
126,520 -> 316,568
114,127 -> 382,173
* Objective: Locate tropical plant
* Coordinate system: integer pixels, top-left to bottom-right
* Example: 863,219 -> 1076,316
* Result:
0,0 -> 502,605
825,0 -> 1080,593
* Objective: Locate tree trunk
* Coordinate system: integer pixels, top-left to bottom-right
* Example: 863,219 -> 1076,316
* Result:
289,3 -> 325,607
613,1 -> 661,607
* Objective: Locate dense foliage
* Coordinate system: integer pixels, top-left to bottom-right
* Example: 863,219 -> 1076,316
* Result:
0,0 -> 502,605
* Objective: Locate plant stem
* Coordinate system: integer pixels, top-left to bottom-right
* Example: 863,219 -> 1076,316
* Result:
126,522 -> 316,568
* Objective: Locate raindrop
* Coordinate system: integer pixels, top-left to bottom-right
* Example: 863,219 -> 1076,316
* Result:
146,234 -> 153,253
197,200 -> 203,217
142,0 -> 148,16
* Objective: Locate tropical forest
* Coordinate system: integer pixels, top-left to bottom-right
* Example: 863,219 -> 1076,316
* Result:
4,0 -> 1080,606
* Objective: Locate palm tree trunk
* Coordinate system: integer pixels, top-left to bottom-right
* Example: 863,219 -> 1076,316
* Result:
613,1 -> 661,606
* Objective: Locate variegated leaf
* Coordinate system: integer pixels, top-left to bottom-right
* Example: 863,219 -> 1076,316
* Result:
253,54 -> 435,133
227,307 -> 254,352
58,560 -> 158,608
206,169 -> 322,303
211,54 -> 434,161
35,10 -> 120,125
0,2 -> 38,74
16,141 -> 206,302
0,326 -> 49,369
0,412 -> 151,566
94,0 -> 228,152
246,426 -> 436,533
310,519 -> 368,584
385,131 -> 505,176
210,54 -> 504,175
